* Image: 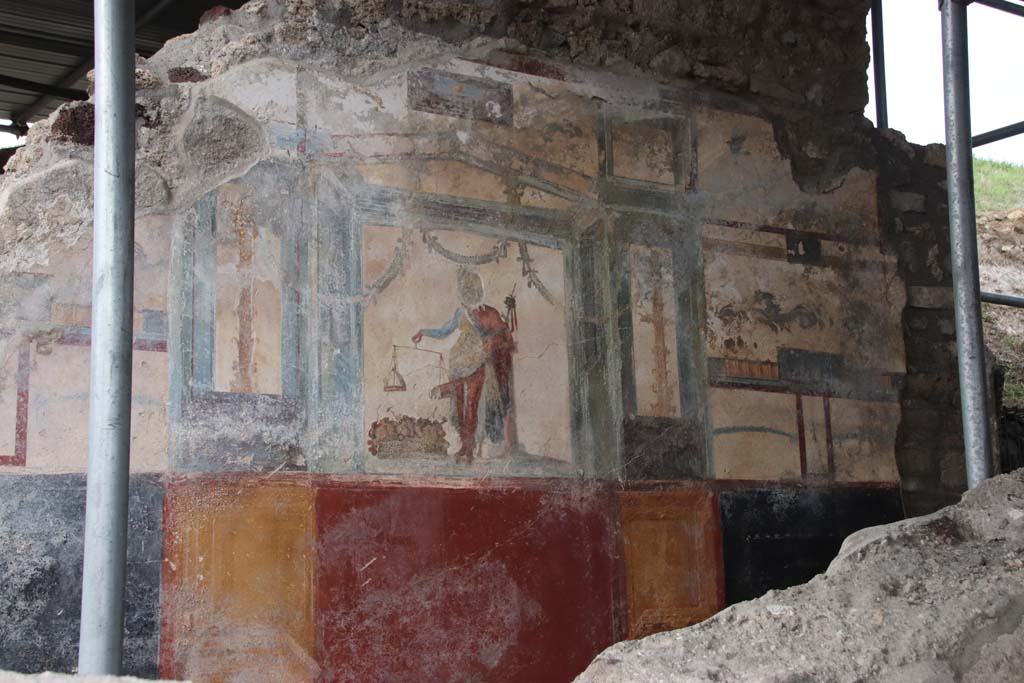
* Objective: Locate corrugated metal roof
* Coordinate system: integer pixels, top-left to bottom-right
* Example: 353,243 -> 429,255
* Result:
0,0 -> 247,128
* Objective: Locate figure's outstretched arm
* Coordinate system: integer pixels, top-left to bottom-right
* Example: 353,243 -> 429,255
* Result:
414,309 -> 463,343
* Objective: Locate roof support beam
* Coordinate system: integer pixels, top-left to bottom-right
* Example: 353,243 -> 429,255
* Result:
10,0 -> 177,126
0,73 -> 88,101
0,121 -> 29,136
0,29 -> 92,56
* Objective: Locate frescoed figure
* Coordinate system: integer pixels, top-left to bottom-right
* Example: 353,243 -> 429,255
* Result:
412,267 -> 517,463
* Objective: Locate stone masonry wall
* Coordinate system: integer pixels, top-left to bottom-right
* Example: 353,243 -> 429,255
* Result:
876,131 -> 968,517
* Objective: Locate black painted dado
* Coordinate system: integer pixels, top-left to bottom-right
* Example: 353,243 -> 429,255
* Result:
0,474 -> 163,677
719,486 -> 903,604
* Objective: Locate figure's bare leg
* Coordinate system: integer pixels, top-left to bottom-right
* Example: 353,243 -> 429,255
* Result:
457,369 -> 485,464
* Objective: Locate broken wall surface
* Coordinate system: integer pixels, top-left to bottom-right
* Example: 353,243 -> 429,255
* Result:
0,0 -> 953,680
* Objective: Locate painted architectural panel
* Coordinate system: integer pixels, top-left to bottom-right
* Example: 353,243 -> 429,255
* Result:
0,344 -> 19,458
476,79 -> 600,178
21,343 -> 168,473
612,121 -> 675,185
0,210 -> 170,473
26,343 -> 87,472
315,481 -> 619,683
130,350 -> 171,472
702,216 -> 903,484
628,245 -> 682,418
830,398 -> 901,483
133,215 -> 173,332
213,184 -> 284,396
704,245 -> 904,373
618,488 -> 724,638
711,387 -> 802,480
161,478 -> 317,682
803,396 -> 831,477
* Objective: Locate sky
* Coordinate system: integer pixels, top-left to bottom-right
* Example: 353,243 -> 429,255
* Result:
866,0 -> 1024,164
2,1 -> 1023,164
0,122 -> 19,149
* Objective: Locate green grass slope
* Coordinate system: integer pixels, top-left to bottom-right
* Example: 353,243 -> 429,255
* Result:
975,157 -> 1024,213
975,157 -> 1024,407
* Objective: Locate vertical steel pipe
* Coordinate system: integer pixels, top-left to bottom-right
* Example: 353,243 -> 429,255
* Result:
940,0 -> 992,490
78,0 -> 136,673
871,0 -> 889,129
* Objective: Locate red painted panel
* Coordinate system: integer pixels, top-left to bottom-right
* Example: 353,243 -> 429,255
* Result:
315,479 -> 621,683
0,337 -> 30,467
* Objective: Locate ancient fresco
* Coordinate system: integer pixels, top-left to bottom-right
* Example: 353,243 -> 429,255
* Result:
618,489 -> 724,638
697,106 -> 905,484
0,51 -> 912,488
0,18 -> 924,682
362,227 -> 571,471
161,479 -> 316,681
0,56 -> 909,485
212,184 -> 283,396
628,245 -> 682,419
0,215 -> 170,474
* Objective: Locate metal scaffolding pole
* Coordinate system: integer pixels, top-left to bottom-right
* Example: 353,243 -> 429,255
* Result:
872,0 -> 889,129
940,0 -> 992,490
973,119 -> 1024,147
973,0 -> 1024,19
981,291 -> 1024,308
78,0 -> 136,674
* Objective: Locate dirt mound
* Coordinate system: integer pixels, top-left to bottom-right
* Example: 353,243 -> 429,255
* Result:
978,209 -> 1024,293
576,470 -> 1024,683
979,210 -> 1024,407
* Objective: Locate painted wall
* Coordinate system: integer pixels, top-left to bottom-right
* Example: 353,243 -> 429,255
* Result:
0,50 -> 906,486
0,474 -> 163,677
0,3 -> 921,680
